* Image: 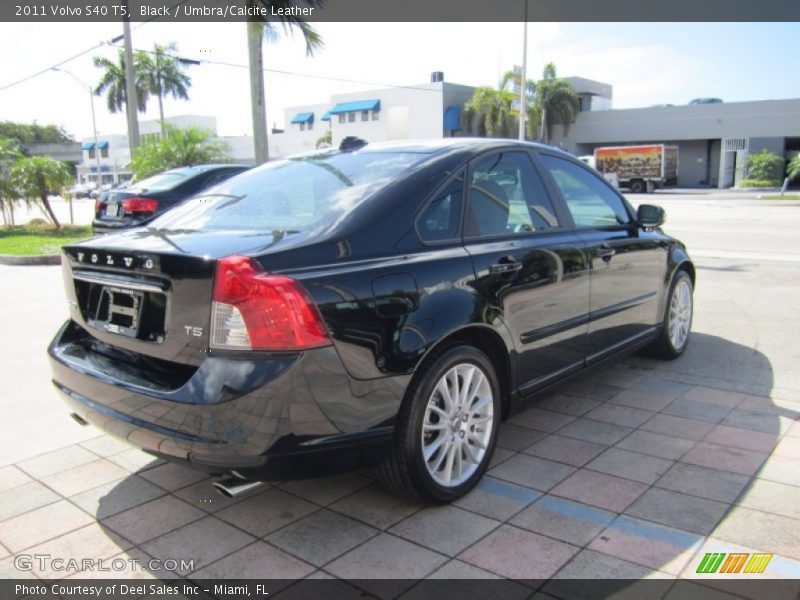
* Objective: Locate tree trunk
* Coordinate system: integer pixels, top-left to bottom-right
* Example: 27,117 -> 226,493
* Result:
540,108 -> 548,143
41,194 -> 60,229
158,90 -> 165,136
248,21 -> 269,164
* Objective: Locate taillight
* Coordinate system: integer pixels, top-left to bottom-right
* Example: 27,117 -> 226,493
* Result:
210,255 -> 330,351
94,198 -> 101,212
122,197 -> 159,213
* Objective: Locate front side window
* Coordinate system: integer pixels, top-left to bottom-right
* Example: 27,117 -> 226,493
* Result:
152,151 -> 426,234
465,151 -> 560,238
541,154 -> 631,227
416,168 -> 464,242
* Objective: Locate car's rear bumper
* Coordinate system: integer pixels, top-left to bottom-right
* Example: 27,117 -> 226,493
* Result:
48,320 -> 408,480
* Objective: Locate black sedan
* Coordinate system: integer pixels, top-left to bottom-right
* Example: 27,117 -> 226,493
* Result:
49,139 -> 694,503
93,164 -> 250,234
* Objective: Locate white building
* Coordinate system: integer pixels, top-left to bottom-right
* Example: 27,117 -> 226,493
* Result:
76,115 -> 255,185
271,73 -> 477,157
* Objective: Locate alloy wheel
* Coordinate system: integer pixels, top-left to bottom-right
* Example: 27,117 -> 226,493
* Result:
668,278 -> 692,350
421,363 -> 494,487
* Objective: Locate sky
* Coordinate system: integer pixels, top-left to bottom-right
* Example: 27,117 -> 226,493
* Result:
0,21 -> 797,140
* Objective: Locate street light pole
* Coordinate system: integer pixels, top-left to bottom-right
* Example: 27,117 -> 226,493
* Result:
52,67 -> 101,224
519,1 -> 528,141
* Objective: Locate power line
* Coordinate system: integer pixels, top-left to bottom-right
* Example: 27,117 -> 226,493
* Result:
0,0 -> 192,93
111,43 -> 443,93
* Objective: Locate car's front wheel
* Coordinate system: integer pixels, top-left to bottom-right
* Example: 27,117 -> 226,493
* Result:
378,346 -> 500,503
648,270 -> 693,359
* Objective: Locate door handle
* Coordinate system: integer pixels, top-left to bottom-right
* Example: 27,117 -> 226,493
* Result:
596,244 -> 616,260
489,258 -> 523,274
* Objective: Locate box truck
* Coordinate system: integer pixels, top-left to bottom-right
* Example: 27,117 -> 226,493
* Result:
594,144 -> 678,193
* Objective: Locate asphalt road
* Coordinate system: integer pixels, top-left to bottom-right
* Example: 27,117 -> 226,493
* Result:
1,189 -> 798,466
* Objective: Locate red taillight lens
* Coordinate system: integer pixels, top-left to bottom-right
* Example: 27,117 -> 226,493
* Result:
94,199 -> 101,212
122,197 -> 159,213
210,255 -> 330,351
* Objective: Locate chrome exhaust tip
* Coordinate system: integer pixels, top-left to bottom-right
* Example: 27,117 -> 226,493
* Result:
212,475 -> 264,498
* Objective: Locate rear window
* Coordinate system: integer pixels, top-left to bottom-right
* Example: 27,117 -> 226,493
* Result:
150,151 -> 425,232
134,170 -> 194,192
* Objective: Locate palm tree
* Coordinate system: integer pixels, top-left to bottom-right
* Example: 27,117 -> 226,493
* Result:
534,63 -> 580,144
462,86 -> 516,138
0,138 -> 24,225
129,126 -> 230,180
462,71 -> 541,140
247,1 -> 325,164
138,43 -> 193,135
10,156 -> 72,229
316,130 -> 332,149
92,50 -> 149,114
787,154 -> 800,182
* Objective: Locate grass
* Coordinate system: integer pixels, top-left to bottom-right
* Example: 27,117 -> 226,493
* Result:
761,193 -> 800,200
0,223 -> 93,255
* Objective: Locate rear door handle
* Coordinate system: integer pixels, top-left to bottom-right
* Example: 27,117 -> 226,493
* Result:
489,259 -> 523,274
596,245 -> 616,259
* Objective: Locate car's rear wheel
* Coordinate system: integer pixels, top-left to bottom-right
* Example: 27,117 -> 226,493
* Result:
378,346 -> 500,503
648,270 -> 693,359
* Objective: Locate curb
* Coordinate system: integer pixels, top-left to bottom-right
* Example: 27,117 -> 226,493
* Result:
0,253 -> 61,266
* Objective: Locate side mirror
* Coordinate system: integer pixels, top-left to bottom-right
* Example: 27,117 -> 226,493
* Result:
637,204 -> 665,228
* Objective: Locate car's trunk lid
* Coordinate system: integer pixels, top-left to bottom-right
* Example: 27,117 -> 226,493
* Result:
62,228 -> 282,366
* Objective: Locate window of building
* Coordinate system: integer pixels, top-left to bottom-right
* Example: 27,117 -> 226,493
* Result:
338,114 -> 346,124
465,152 -> 560,238
307,121 -> 313,131
372,110 -> 380,121
87,148 -> 96,159
100,146 -> 109,158
299,122 -> 306,131
540,154 -> 631,228
361,110 -> 369,122
348,112 -> 356,123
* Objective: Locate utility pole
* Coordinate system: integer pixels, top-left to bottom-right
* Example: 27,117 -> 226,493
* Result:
519,1 -> 528,141
122,15 -> 140,155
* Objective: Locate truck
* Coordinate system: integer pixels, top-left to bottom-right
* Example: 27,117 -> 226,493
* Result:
594,144 -> 678,193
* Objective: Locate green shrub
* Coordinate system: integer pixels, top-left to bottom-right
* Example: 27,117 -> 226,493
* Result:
745,150 -> 784,181
738,179 -> 782,188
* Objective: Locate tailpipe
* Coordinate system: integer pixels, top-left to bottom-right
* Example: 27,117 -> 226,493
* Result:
212,473 -> 264,498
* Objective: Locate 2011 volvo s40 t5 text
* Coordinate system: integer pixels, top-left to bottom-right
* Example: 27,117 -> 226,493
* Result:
49,138 -> 694,503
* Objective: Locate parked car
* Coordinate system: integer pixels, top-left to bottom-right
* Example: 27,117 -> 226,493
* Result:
49,139 -> 694,503
689,98 -> 723,105
68,183 -> 95,199
93,164 -> 250,234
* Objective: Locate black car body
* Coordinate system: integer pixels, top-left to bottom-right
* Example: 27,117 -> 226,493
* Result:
93,164 -> 250,234
49,139 -> 694,502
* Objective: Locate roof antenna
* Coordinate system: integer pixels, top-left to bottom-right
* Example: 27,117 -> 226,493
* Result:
339,136 -> 368,152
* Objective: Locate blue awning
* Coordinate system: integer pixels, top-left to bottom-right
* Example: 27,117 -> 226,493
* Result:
321,111 -> 332,121
328,99 -> 380,114
291,112 -> 314,124
444,106 -> 462,132
96,141 -> 109,149
82,142 -> 95,150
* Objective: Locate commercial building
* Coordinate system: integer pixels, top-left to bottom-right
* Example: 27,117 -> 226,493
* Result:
550,89 -> 800,188
75,115 -> 255,186
271,72 -> 478,157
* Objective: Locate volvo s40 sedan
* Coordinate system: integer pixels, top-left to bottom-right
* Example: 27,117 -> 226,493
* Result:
49,139 -> 694,503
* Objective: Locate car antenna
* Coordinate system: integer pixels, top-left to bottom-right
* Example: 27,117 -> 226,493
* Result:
339,136 -> 368,152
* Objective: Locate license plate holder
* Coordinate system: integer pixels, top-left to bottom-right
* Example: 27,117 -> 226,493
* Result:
106,202 -> 123,218
89,286 -> 144,338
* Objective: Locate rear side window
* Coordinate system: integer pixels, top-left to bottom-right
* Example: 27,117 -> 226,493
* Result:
416,169 -> 464,242
465,151 -> 560,238
134,170 -> 193,191
541,154 -> 631,227
151,151 -> 425,233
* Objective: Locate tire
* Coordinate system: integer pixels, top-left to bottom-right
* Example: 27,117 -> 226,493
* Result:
648,270 -> 693,359
630,179 -> 646,193
378,345 -> 501,503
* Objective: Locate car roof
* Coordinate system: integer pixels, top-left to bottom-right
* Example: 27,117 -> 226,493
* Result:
164,164 -> 250,176
292,138 -> 575,160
